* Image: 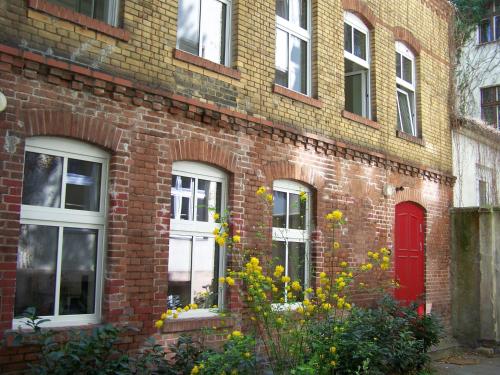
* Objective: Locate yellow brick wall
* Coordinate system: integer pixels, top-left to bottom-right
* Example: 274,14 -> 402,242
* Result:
0,0 -> 453,173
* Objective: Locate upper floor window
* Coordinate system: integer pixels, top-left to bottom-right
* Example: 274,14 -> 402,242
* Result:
176,0 -> 232,65
344,12 -> 371,118
272,180 -> 310,302
14,137 -> 109,328
480,85 -> 500,130
168,162 -> 227,315
478,0 -> 500,43
275,0 -> 311,95
395,42 -> 417,137
476,165 -> 495,205
48,0 -> 120,26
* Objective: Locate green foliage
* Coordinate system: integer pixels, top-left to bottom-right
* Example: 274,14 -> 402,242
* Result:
163,334 -> 205,375
451,0 -> 491,47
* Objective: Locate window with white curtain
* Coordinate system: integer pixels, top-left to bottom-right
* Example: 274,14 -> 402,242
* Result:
344,12 -> 371,118
14,137 -> 109,328
395,42 -> 417,137
275,0 -> 311,95
176,0 -> 232,65
168,162 -> 227,316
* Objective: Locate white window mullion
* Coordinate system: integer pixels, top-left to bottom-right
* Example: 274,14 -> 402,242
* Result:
53,226 -> 64,317
197,0 -> 204,58
190,236 -> 195,304
61,157 -> 68,209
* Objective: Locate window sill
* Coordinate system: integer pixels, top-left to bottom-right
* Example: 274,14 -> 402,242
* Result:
396,130 -> 426,146
161,314 -> 234,334
341,110 -> 380,130
273,84 -> 323,109
477,40 -> 500,47
173,49 -> 241,80
27,0 -> 130,42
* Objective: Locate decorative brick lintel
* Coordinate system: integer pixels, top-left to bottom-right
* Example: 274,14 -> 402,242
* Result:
173,49 -> 241,80
396,130 -> 426,146
27,0 -> 130,42
342,110 -> 380,130
273,84 -> 323,109
0,43 -> 455,186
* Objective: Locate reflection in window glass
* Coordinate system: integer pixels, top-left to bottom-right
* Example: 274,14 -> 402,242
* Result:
345,72 -> 364,116
272,240 -> 287,301
402,56 -> 412,84
65,159 -> 102,211
276,29 -> 289,88
353,28 -> 366,60
288,241 -> 305,298
397,90 -> 414,135
15,225 -> 58,316
192,237 -> 217,307
479,19 -> 491,43
273,191 -> 287,228
396,53 -> 402,78
289,193 -> 306,229
171,175 -> 194,220
196,180 -> 221,222
344,23 -> 352,53
22,152 -> 63,208
289,0 -> 307,29
177,0 -> 201,55
276,0 -> 289,19
59,228 -> 97,315
200,0 -> 226,64
290,36 -> 307,94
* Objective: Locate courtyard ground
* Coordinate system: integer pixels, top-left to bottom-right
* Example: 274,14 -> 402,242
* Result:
432,352 -> 500,374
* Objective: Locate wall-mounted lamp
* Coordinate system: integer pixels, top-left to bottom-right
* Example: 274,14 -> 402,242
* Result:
0,91 -> 7,113
383,184 -> 405,197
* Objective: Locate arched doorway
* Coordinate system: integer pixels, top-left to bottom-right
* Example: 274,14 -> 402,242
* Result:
394,201 -> 425,314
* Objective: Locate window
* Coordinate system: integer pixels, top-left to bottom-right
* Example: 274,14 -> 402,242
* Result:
395,42 -> 417,137
275,0 -> 311,95
168,162 -> 227,315
480,86 -> 500,130
14,137 -> 109,327
478,0 -> 500,43
176,0 -> 232,65
477,165 -> 495,206
48,0 -> 120,26
272,180 -> 310,302
344,12 -> 371,118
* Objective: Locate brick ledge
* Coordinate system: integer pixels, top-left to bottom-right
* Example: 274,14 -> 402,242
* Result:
173,49 -> 241,80
0,43 -> 455,186
342,110 -> 380,130
273,84 -> 323,109
27,0 -> 130,42
396,130 -> 426,146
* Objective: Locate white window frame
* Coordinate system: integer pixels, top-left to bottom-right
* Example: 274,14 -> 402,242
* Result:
275,0 -> 312,96
480,86 -> 500,130
478,1 -> 500,44
272,179 -> 311,303
476,165 -> 494,206
176,0 -> 232,66
395,41 -> 417,136
13,137 -> 109,329
169,161 -> 227,318
344,12 -> 371,118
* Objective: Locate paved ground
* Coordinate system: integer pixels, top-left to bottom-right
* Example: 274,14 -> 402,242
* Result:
432,352 -> 500,375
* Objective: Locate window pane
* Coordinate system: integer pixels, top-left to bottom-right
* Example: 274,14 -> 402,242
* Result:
275,29 -> 289,87
171,175 -> 194,220
276,0 -> 289,19
290,35 -> 307,93
288,241 -> 305,286
479,180 -> 489,206
22,152 -> 63,208
290,0 -> 307,29
197,180 -> 221,222
397,90 -> 414,135
59,228 -> 98,315
15,225 -> 58,316
479,19 -> 491,43
344,23 -> 352,53
495,16 -> 500,40
289,193 -> 306,230
396,53 -> 402,79
65,159 -> 102,211
272,241 -> 286,301
482,106 -> 496,126
201,0 -> 226,64
353,28 -> 366,60
167,237 -> 192,309
177,0 -> 201,55
192,237 -> 217,307
345,73 -> 363,116
273,191 -> 287,228
402,56 -> 412,84
481,87 -> 496,104
497,106 -> 500,129
94,0 -> 115,24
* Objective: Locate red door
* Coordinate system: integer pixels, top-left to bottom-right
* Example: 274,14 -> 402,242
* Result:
395,202 -> 425,313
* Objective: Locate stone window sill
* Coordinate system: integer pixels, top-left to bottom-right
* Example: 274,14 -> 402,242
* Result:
27,0 -> 130,41
396,130 -> 426,146
173,49 -> 241,80
273,84 -> 323,109
341,110 -> 380,130
161,315 -> 234,334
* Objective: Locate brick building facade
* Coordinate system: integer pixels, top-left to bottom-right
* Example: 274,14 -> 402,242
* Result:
0,0 -> 454,372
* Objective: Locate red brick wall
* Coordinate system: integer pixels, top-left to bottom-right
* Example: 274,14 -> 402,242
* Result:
0,48 -> 452,372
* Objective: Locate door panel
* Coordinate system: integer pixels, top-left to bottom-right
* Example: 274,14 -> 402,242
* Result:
395,202 -> 425,312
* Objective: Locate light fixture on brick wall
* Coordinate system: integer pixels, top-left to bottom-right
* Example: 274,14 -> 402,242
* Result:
383,183 -> 395,197
0,91 -> 6,113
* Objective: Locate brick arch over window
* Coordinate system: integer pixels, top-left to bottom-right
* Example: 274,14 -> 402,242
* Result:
166,139 -> 239,173
395,188 -> 428,210
393,26 -> 422,55
20,109 -> 123,152
342,0 -> 376,30
262,160 -> 325,190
